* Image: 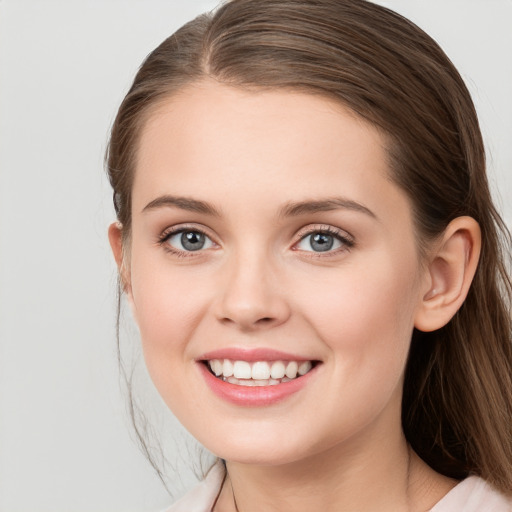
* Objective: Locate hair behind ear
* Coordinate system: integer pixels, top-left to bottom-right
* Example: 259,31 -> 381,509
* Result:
403,215 -> 512,492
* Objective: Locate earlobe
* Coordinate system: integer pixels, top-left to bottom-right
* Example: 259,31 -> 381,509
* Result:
414,216 -> 481,332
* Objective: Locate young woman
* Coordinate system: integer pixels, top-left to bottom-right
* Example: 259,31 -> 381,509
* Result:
106,0 -> 512,510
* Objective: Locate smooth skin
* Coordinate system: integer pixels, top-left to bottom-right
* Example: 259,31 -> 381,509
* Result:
109,80 -> 481,512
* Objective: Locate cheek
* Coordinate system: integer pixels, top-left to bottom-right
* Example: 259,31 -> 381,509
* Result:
128,253 -> 211,361
298,255 -> 421,370
128,262 -> 215,417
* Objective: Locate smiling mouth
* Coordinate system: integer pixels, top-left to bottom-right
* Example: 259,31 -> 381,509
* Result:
204,359 -> 317,387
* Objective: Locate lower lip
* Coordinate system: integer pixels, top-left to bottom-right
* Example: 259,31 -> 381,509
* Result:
198,363 -> 318,406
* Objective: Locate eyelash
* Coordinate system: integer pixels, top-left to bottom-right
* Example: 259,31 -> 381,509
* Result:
293,225 -> 355,256
157,224 -> 354,257
157,225 -> 215,258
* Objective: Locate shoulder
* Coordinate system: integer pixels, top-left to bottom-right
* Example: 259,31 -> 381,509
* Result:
161,461 -> 225,512
430,476 -> 512,512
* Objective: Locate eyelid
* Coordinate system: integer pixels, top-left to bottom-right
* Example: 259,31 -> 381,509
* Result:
295,223 -> 353,240
159,222 -> 210,240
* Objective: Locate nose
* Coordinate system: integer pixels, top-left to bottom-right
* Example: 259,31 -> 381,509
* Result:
213,252 -> 291,332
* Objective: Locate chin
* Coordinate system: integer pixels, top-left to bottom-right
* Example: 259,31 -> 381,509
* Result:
200,427 -> 320,467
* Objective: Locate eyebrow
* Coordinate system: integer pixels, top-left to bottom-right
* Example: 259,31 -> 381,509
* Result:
141,194 -> 376,220
279,197 -> 377,219
142,195 -> 221,216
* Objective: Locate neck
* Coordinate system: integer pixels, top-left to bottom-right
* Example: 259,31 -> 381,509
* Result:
215,417 -> 455,512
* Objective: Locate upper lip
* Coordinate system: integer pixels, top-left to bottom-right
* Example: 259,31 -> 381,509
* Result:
197,347 -> 317,362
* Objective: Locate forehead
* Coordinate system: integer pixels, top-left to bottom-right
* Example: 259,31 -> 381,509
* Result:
133,80 -> 409,224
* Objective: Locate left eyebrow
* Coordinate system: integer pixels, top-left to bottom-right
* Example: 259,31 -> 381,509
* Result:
279,197 -> 377,219
141,195 -> 221,216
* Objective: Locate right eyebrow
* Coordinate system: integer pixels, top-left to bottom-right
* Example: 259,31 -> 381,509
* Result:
141,195 -> 221,216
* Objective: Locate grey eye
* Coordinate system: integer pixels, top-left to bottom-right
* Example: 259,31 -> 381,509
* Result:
296,232 -> 343,252
181,231 -> 205,251
167,230 -> 214,252
310,233 -> 334,252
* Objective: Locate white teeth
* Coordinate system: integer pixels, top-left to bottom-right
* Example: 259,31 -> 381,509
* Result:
210,359 -> 223,376
251,361 -> 271,380
239,378 -> 257,386
225,377 -> 274,387
270,361 -> 286,379
223,359 -> 234,377
208,358 -> 315,384
298,361 -> 312,376
233,360 -> 252,379
285,361 -> 298,379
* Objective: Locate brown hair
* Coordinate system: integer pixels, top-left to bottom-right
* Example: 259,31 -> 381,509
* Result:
106,0 -> 512,494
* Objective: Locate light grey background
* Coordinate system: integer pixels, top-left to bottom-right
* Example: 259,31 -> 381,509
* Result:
0,1 -> 510,511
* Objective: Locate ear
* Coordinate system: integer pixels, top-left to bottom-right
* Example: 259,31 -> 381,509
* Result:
108,222 -> 132,297
414,216 -> 481,332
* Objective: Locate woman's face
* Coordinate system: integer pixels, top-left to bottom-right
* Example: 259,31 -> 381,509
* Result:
123,81 -> 430,465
